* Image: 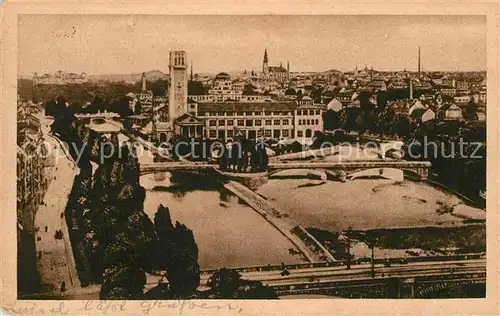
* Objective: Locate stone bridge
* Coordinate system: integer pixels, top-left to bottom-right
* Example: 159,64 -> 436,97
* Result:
140,160 -> 431,180
267,161 -> 431,180
139,162 -> 215,175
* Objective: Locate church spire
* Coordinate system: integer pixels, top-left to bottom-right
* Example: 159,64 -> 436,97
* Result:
263,48 -> 269,73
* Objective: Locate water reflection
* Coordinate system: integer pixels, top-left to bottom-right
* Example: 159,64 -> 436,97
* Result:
140,173 -> 302,269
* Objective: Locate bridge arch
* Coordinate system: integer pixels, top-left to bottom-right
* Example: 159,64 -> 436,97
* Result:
268,168 -> 327,180
268,165 -> 429,181
347,168 -> 404,181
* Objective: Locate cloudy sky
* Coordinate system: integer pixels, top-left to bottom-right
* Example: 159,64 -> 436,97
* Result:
18,15 -> 486,75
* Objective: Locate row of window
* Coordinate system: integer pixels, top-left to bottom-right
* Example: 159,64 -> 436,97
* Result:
203,109 -> 322,117
208,129 -> 293,139
298,119 -> 320,125
205,111 -> 294,117
297,109 -> 322,116
192,95 -> 262,102
208,119 -> 291,127
210,90 -> 243,94
207,129 -> 315,139
174,56 -> 185,66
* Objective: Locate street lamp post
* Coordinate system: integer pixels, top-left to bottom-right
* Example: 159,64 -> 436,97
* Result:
346,226 -> 352,270
371,243 -> 375,278
369,236 -> 377,278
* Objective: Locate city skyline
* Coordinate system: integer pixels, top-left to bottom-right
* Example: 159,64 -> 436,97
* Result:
18,15 -> 486,76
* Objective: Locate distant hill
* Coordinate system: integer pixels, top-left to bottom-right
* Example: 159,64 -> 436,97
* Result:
88,70 -> 168,84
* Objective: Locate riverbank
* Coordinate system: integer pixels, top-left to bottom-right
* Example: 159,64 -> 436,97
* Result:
308,224 -> 486,261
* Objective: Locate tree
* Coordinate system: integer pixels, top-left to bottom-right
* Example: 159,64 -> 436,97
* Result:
89,96 -> 105,113
166,222 -> 200,298
149,79 -> 168,96
285,88 -> 296,95
188,81 -> 207,95
357,90 -> 374,113
376,90 -> 389,109
464,101 -> 478,120
207,268 -> 278,299
323,109 -> 341,131
70,101 -> 83,113
45,98 -> 57,116
442,94 -> 454,103
99,256 -> 146,299
243,84 -> 256,95
135,102 -> 142,115
393,115 -> 411,138
235,280 -> 278,299
207,268 -> 242,298
153,205 -> 200,298
374,108 -> 396,136
111,96 -> 134,117
311,86 -> 324,103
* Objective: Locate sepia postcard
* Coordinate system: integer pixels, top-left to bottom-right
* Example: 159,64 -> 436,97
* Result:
1,1 -> 499,315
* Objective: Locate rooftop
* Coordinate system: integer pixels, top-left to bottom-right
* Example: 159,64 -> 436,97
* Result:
215,72 -> 231,80
198,101 -> 298,112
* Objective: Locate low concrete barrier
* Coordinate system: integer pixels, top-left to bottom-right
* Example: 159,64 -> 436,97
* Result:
223,181 -> 318,263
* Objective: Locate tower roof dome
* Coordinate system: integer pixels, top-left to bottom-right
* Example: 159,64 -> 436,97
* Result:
215,72 -> 231,80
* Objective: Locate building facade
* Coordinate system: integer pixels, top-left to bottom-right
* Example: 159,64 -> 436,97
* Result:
197,100 -> 323,141
17,102 -> 48,232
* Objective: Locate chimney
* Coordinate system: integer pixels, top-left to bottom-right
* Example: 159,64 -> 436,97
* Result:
409,79 -> 413,99
141,72 -> 146,91
418,47 -> 421,79
190,60 -> 193,81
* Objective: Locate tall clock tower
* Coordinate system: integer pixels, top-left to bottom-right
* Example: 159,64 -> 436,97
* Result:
168,51 -> 188,126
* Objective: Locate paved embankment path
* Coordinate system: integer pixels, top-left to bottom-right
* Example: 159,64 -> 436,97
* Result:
35,125 -> 80,292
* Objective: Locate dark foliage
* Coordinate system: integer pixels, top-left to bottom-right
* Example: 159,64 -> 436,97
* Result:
206,268 -> 278,299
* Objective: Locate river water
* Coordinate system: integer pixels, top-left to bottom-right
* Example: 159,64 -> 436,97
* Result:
140,174 -> 303,270
132,136 -> 484,269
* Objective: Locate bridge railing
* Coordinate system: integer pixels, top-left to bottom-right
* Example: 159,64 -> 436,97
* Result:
199,253 -> 485,275
268,161 -> 432,168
